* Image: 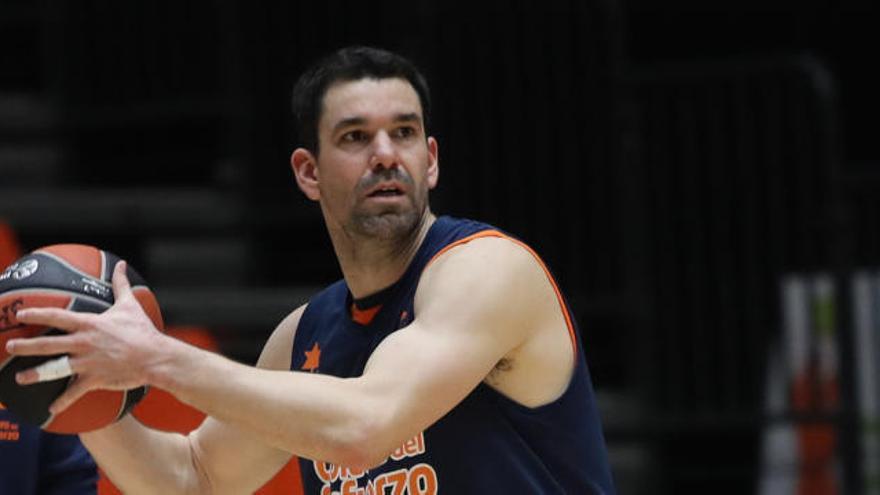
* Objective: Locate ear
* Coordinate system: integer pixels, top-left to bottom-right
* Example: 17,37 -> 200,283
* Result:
426,137 -> 439,190
291,148 -> 321,201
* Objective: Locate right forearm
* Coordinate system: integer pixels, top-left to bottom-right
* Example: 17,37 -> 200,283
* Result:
80,415 -> 204,494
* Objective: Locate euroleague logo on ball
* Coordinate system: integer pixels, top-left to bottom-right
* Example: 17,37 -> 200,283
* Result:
0,298 -> 24,331
0,258 -> 39,282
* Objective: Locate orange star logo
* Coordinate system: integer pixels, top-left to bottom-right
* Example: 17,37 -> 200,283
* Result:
302,342 -> 321,372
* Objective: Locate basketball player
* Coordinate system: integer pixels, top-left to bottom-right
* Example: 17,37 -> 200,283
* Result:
7,47 -> 616,494
0,403 -> 97,493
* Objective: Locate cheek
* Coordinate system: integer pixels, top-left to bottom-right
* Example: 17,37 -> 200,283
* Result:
318,182 -> 355,224
319,169 -> 361,206
320,179 -> 349,205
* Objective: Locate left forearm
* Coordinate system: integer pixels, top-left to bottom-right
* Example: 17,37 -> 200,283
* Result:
151,337 -> 381,467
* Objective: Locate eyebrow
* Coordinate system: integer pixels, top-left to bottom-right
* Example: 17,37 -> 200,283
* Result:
393,112 -> 421,124
331,112 -> 422,134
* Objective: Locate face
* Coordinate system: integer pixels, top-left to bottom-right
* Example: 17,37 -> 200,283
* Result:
292,78 -> 439,241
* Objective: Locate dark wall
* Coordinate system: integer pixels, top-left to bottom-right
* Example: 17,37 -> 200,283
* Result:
1,1 -> 877,493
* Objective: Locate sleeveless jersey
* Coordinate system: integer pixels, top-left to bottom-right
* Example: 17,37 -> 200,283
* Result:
0,404 -> 97,494
290,216 -> 615,494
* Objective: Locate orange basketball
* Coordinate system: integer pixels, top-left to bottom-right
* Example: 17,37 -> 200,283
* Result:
0,244 -> 163,433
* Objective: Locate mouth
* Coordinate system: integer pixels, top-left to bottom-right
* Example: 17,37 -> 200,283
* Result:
366,183 -> 406,198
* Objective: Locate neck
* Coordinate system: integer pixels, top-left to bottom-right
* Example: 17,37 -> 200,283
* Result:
328,211 -> 436,299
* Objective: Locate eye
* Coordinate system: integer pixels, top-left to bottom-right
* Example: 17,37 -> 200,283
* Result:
340,130 -> 369,143
392,126 -> 417,139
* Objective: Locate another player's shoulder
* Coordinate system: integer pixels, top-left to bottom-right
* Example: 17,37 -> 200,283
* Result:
257,303 -> 308,370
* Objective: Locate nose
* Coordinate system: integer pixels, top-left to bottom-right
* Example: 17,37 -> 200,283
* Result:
369,131 -> 398,170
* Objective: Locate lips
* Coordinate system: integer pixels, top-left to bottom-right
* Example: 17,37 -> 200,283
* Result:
366,182 -> 406,197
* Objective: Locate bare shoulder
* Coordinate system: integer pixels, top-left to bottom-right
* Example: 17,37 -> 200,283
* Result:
256,303 -> 308,371
416,235 -> 551,322
426,234 -> 539,271
417,234 -> 575,407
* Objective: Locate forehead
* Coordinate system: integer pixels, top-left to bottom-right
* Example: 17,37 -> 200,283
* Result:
319,78 -> 422,130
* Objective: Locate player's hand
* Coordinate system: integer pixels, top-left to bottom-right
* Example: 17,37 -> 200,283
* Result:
5,261 -> 167,414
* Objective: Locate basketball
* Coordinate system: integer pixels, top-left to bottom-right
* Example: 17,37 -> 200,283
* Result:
0,244 -> 164,434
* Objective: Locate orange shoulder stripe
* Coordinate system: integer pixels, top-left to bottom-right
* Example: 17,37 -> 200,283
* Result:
425,230 -> 578,357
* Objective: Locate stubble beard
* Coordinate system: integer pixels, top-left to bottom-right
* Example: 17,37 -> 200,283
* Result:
346,166 -> 426,244
348,194 -> 424,243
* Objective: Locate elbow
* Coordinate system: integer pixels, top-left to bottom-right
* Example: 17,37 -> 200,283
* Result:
331,445 -> 386,473
325,415 -> 394,471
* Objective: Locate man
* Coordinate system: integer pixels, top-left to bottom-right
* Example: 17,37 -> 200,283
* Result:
7,46 -> 615,494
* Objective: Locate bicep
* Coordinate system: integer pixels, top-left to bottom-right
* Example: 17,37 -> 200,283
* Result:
358,318 -> 504,441
188,305 -> 306,493
357,239 -> 542,445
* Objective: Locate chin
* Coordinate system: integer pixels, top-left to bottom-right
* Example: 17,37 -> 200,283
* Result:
351,208 -> 422,240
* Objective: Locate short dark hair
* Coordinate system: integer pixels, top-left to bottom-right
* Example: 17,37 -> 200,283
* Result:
291,46 -> 432,154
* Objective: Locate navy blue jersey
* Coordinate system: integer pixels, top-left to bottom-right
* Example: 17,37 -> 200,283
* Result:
0,405 -> 97,494
291,216 -> 615,494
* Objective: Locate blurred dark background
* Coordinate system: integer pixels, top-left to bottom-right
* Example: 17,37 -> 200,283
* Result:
1,1 -> 878,493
